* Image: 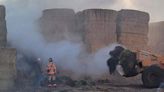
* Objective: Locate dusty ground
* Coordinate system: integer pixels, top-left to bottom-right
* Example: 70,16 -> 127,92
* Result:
16,84 -> 158,92
13,74 -> 163,92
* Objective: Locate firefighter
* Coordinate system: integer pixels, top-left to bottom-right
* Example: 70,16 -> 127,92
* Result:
47,58 -> 57,87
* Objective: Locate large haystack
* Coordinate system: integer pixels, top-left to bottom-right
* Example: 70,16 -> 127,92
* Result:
149,21 -> 164,54
0,5 -> 16,91
0,5 -> 7,47
0,48 -> 16,91
76,9 -> 117,53
40,9 -> 77,42
117,9 -> 149,51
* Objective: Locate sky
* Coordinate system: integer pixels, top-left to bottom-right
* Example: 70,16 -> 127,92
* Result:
0,0 -> 164,22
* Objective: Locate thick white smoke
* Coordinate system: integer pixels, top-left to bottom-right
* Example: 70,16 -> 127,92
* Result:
2,0 -> 163,79
1,0 -> 121,79
157,82 -> 164,92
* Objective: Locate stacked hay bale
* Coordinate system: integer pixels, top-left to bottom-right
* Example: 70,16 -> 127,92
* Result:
76,9 -> 117,53
149,21 -> 164,54
0,5 -> 7,47
0,48 -> 16,91
40,9 -> 77,42
0,5 -> 16,91
116,9 -> 149,51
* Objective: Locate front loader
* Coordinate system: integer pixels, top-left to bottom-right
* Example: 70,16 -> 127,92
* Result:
107,46 -> 164,88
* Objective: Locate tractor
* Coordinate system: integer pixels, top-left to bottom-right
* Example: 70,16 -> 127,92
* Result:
107,46 -> 164,88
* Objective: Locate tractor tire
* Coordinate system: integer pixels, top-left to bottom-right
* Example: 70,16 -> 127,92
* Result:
142,65 -> 164,88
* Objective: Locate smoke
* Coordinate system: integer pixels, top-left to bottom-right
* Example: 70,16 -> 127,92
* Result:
2,0 -> 163,80
0,0 -> 121,80
84,44 -> 118,78
157,82 -> 164,92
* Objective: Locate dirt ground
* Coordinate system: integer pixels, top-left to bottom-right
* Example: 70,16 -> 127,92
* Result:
35,84 -> 157,92
14,74 -> 163,92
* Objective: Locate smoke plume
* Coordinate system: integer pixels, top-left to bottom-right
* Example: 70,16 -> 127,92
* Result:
157,82 -> 164,92
0,0 -> 120,80
1,0 -> 164,80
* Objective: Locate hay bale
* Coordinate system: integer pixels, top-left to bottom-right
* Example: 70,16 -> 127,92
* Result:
119,33 -> 148,50
0,48 -> 16,91
0,8 -> 7,47
117,9 -> 149,24
0,80 -> 14,91
0,5 -> 5,20
117,21 -> 149,35
76,9 -> 118,52
149,21 -> 164,54
0,21 -> 7,47
117,9 -> 149,50
40,9 -> 76,42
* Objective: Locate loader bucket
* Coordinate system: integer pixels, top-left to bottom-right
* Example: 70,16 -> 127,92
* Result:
107,46 -> 139,77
